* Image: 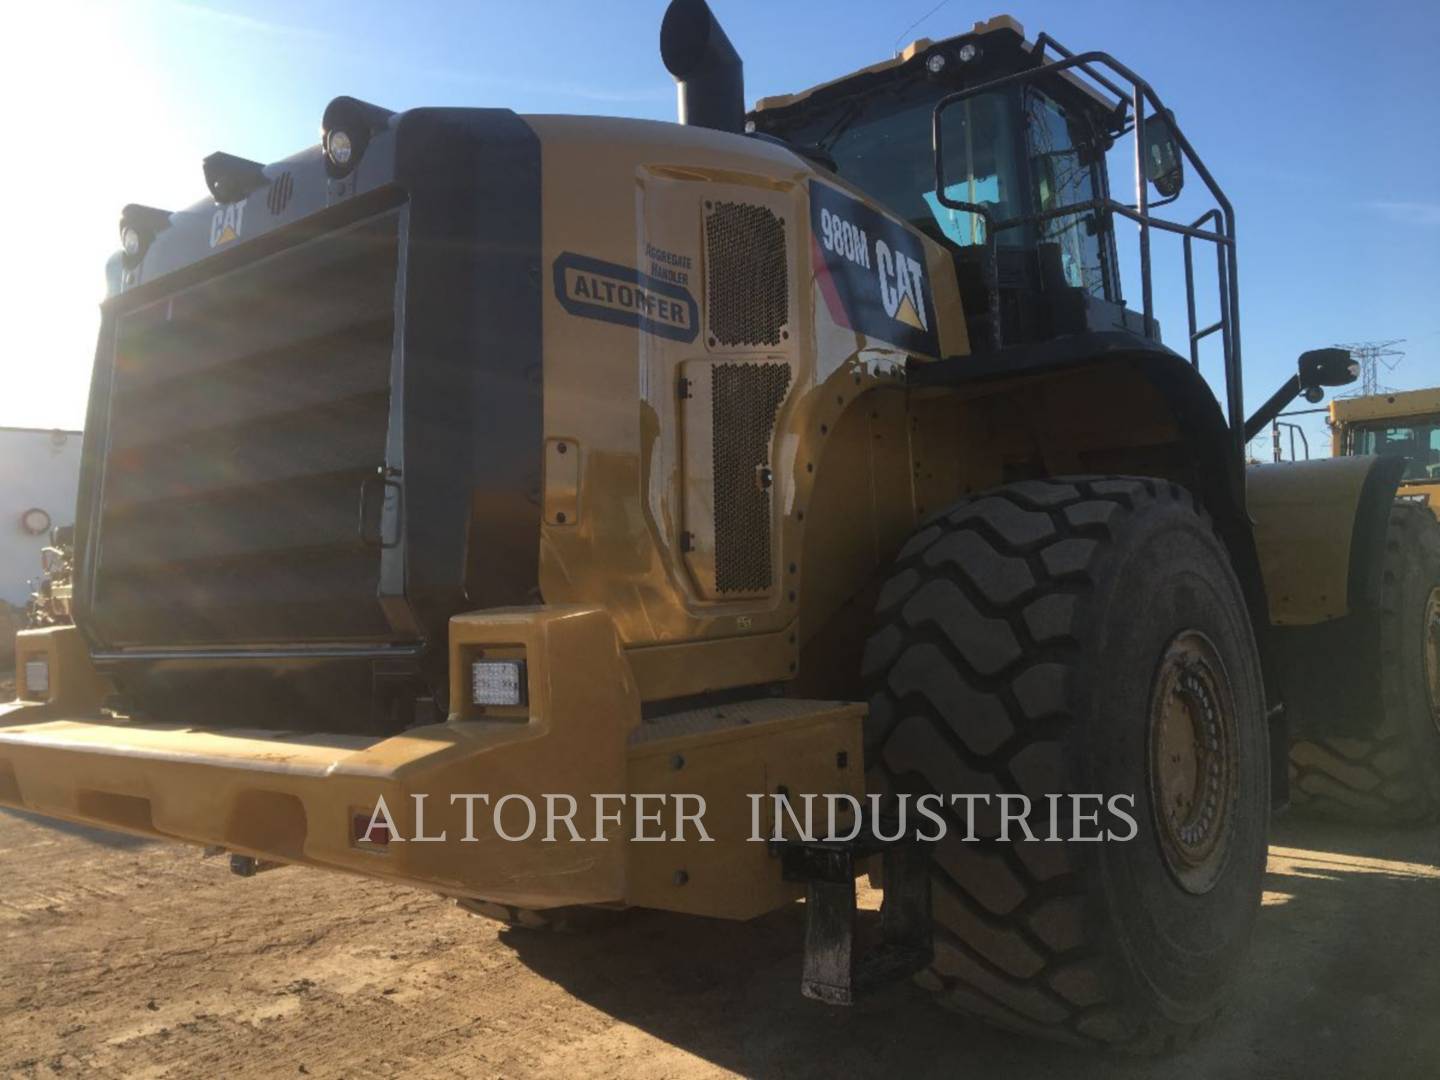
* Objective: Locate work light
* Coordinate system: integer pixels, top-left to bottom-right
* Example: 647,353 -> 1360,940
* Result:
471,660 -> 527,707
320,96 -> 394,178
23,658 -> 49,700
118,204 -> 172,268
325,129 -> 354,168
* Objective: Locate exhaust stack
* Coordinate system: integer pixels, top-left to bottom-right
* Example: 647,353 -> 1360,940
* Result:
661,0 -> 745,134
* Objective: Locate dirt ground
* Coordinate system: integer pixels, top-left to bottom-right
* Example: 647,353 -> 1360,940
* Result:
1,809 -> 1436,1080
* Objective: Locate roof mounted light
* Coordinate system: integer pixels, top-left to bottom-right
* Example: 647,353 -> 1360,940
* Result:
202,152 -> 267,204
925,52 -> 947,74
957,42 -> 981,63
117,203 -> 173,268
325,129 -> 354,167
320,96 -> 394,178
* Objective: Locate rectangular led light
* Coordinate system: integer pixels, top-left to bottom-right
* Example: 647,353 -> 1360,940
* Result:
24,658 -> 50,697
471,660 -> 525,707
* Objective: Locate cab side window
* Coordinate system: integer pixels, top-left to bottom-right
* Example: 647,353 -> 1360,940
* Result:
1024,89 -> 1109,298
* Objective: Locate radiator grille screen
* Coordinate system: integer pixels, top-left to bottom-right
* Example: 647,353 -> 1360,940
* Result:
712,362 -> 790,593
704,202 -> 787,348
90,211 -> 401,645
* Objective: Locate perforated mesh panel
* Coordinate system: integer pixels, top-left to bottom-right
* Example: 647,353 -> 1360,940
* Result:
712,362 -> 790,593
705,202 -> 788,347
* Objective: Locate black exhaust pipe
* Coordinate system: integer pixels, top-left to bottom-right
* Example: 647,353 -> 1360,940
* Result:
661,0 -> 744,134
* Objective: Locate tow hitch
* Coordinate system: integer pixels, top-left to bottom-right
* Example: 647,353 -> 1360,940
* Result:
772,814 -> 933,1005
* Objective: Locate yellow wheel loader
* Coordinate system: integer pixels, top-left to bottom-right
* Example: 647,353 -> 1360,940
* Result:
1331,387 -> 1440,518
1280,388 -> 1440,820
5,0 -> 1437,1052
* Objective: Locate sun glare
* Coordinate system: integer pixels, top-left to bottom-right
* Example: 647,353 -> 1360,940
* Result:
0,3 -> 201,431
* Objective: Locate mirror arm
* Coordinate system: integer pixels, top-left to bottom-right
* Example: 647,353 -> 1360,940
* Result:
1244,375 -> 1302,443
1245,347 -> 1357,442
1121,191 -> 1181,212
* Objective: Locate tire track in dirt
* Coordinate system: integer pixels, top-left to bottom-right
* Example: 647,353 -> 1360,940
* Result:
2,808 -> 1437,1079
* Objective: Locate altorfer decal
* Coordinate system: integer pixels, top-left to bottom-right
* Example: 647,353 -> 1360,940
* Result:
553,252 -> 699,343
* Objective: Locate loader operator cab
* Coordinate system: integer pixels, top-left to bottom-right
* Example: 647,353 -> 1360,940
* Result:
1347,419 -> 1440,481
750,18 -> 1175,355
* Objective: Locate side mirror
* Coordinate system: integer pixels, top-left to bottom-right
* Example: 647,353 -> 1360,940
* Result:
1142,109 -> 1185,198
1245,348 -> 1359,440
1299,347 -> 1359,389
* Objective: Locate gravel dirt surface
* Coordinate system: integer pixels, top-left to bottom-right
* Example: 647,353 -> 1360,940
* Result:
1,808 -> 1436,1079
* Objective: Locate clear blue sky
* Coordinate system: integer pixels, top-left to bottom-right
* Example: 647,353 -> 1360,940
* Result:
2,0 -> 1436,459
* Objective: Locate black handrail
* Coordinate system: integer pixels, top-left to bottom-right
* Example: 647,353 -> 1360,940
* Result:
1030,33 -> 1129,111
1183,208 -> 1230,372
931,49 -> 1245,459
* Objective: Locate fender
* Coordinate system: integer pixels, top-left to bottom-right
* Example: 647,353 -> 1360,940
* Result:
912,331 -> 1265,636
1248,454 -> 1407,737
1246,455 -> 1406,625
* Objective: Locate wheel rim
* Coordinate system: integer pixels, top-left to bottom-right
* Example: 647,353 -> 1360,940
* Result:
1425,588 -> 1440,737
1147,630 -> 1239,895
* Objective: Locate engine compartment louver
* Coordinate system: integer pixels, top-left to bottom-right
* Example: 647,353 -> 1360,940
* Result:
704,201 -> 788,348
712,361 -> 790,593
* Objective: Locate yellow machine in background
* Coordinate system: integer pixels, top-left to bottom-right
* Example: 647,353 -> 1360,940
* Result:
1271,387 -> 1440,821
1331,387 -> 1440,519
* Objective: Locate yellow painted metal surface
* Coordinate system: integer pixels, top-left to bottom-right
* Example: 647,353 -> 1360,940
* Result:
527,116 -> 967,700
1,608 -> 867,919
626,626 -> 799,701
1398,481 -> 1440,520
625,698 -> 865,919
2,608 -> 638,909
543,437 -> 580,527
1330,387 -> 1440,428
515,117 -> 1214,706
1330,387 -> 1440,520
1247,457 -> 1379,625
13,626 -> 109,711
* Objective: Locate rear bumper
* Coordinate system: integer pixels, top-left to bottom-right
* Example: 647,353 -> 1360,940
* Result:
2,612 -> 865,918
1,607 -> 635,909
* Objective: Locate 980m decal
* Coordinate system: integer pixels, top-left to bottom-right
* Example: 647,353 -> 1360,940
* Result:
809,180 -> 938,356
553,252 -> 698,343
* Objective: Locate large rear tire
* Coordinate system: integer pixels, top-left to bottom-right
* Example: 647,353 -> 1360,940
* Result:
864,477 -> 1269,1051
1289,502 -> 1440,823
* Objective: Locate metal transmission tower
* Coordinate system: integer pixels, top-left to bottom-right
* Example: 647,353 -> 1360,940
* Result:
1334,339 -> 1406,396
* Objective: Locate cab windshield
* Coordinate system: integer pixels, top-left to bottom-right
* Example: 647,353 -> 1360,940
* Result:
1350,418 -> 1440,481
761,83 -> 1024,249
760,80 -> 1113,297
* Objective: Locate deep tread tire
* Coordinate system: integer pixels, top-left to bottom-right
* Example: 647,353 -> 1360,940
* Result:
1289,502 -> 1440,823
864,476 -> 1269,1051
